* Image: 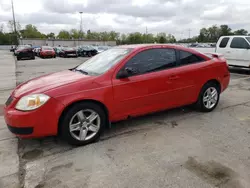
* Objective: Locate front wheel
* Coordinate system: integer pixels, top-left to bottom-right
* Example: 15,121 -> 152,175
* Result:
195,82 -> 220,112
60,102 -> 107,146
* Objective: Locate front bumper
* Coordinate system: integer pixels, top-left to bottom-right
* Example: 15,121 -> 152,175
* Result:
4,96 -> 65,138
7,125 -> 33,135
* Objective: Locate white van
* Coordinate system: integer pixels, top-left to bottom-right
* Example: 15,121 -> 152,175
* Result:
216,35 -> 250,67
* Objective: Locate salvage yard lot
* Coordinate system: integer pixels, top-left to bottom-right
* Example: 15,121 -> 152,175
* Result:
5,56 -> 250,187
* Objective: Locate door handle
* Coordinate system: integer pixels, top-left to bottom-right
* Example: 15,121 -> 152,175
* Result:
168,75 -> 179,80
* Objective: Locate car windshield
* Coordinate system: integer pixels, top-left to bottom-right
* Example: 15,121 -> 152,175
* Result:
42,47 -> 53,50
75,48 -> 132,75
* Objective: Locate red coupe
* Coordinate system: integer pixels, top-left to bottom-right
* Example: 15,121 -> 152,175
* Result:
4,44 -> 230,145
39,46 -> 56,58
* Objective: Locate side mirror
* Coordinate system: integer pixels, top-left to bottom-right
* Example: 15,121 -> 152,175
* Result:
116,67 -> 138,79
117,69 -> 129,79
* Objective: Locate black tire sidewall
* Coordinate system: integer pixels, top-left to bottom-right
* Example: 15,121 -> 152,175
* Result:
60,102 -> 107,146
197,83 -> 220,112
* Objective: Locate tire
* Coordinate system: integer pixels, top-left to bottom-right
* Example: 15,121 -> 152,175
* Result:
17,56 -> 21,61
60,102 -> 107,146
88,52 -> 92,57
54,55 -> 56,58
195,82 -> 220,112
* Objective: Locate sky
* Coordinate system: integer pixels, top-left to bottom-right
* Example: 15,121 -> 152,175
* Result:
0,0 -> 250,38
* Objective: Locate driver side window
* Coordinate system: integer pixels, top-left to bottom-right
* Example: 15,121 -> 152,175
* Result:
124,48 -> 177,76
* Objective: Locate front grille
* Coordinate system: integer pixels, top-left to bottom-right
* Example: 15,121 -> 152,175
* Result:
5,96 -> 13,106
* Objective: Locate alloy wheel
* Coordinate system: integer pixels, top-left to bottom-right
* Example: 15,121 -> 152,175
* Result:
69,109 -> 101,141
203,87 -> 218,109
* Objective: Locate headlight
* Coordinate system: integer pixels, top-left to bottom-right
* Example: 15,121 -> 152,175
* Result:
15,94 -> 50,111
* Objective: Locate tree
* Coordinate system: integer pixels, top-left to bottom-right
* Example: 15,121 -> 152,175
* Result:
20,24 -> 43,38
57,30 -> 71,39
109,31 -> 120,41
234,29 -> 248,35
7,20 -> 21,33
220,25 -> 232,36
156,33 -> 167,43
47,32 -> 55,39
126,32 -> 144,44
166,34 -> 176,43
70,29 -> 80,39
143,33 -> 155,43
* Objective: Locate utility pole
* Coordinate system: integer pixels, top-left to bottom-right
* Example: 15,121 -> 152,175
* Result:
145,26 -> 148,43
11,0 -> 18,45
79,12 -> 83,40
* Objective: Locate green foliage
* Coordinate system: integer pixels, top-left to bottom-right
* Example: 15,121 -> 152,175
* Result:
1,21 -> 250,45
195,24 -> 248,43
234,29 -> 248,35
57,30 -> 71,39
20,24 -> 44,38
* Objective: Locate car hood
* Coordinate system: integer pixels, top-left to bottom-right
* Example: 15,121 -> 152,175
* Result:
13,70 -> 91,98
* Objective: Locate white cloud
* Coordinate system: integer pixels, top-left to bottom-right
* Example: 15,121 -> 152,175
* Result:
0,0 -> 250,38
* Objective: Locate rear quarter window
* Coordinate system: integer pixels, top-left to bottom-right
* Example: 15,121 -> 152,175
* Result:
178,50 -> 204,66
219,37 -> 229,48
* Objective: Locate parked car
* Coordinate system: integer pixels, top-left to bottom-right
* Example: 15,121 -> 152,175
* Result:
10,46 -> 16,52
39,46 -> 56,58
15,46 -> 35,60
59,47 -> 78,58
4,44 -> 230,146
14,45 -> 31,56
53,47 -> 62,56
77,46 -> 98,57
216,35 -> 250,68
95,46 -> 110,53
33,47 -> 41,56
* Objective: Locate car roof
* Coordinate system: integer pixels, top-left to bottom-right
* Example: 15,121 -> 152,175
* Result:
220,35 -> 249,38
114,44 -> 211,60
116,44 -> 189,50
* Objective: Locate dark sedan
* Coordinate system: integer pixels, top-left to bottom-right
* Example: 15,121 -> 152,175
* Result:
77,46 -> 98,57
15,46 -> 35,61
59,47 -> 78,58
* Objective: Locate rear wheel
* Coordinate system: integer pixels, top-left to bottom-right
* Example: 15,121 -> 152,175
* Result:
60,102 -> 107,146
195,82 -> 220,112
88,52 -> 92,57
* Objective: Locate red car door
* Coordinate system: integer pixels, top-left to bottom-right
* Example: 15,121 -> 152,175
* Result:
111,48 -> 178,120
166,50 -> 209,107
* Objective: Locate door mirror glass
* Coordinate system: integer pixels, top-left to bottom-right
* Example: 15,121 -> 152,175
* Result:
117,69 -> 129,79
117,67 -> 139,79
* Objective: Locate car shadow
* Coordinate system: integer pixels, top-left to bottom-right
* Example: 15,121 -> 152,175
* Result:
18,105 -> 196,161
229,67 -> 250,75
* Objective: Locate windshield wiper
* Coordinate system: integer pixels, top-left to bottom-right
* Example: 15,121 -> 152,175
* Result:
74,68 -> 89,75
